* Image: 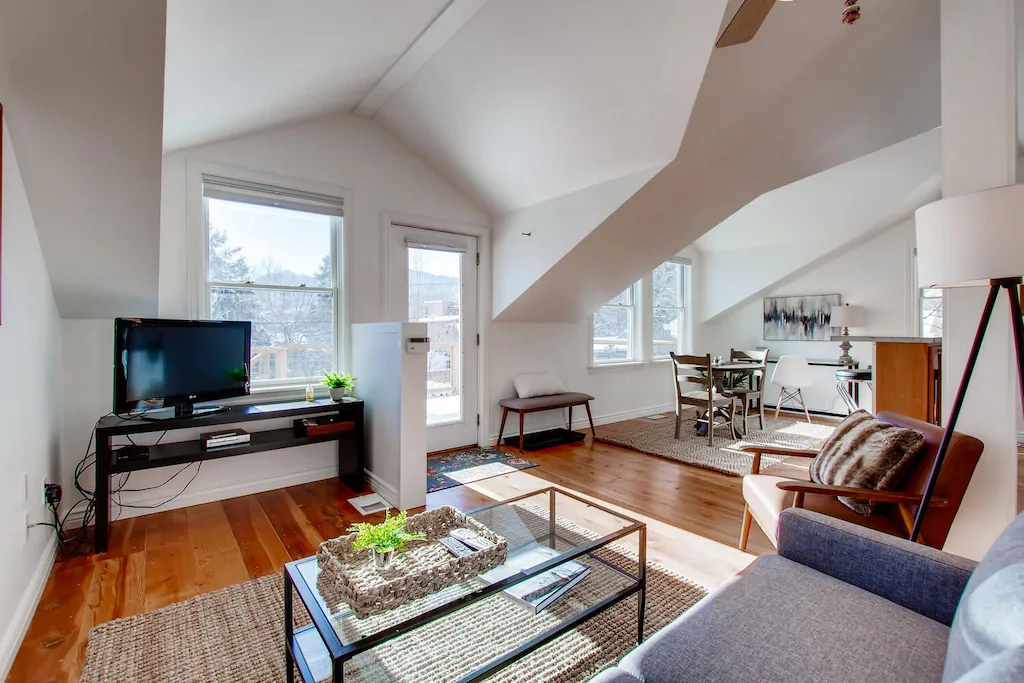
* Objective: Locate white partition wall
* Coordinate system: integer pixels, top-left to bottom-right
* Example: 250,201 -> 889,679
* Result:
351,322 -> 428,510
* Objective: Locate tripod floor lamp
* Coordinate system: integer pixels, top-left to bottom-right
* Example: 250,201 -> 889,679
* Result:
911,183 -> 1024,542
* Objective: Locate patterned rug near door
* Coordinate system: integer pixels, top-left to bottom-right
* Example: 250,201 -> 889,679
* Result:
596,415 -> 835,476
427,447 -> 538,492
79,518 -> 707,683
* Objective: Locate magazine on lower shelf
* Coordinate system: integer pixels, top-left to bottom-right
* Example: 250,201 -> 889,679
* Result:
480,543 -> 591,614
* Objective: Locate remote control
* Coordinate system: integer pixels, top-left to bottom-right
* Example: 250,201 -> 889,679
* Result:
449,528 -> 496,551
439,536 -> 475,557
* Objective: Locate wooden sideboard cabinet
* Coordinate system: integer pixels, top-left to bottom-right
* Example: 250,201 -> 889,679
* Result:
840,337 -> 942,425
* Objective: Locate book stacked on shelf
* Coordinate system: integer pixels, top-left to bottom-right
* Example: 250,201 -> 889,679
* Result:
480,543 -> 591,614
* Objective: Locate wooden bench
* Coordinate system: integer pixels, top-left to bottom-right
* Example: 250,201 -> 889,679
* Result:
497,392 -> 596,452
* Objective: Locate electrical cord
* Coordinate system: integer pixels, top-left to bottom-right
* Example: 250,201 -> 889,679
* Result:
115,462 -> 202,510
53,416 -> 194,559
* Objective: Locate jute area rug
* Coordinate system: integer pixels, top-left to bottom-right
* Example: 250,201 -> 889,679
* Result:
79,521 -> 706,682
596,415 -> 835,476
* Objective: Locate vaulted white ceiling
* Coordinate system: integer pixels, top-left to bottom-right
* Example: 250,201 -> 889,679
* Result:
1,0 -> 952,322
163,0 -> 454,151
0,0 -> 167,318
376,0 -> 729,213
493,0 -> 942,322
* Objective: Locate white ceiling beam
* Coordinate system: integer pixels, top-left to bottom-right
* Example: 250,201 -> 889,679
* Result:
354,0 -> 487,118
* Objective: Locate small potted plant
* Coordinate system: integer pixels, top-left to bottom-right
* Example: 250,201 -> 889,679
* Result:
348,510 -> 426,571
322,370 -> 356,401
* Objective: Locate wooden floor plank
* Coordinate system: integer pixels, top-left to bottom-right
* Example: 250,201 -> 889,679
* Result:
254,489 -> 320,560
186,503 -> 250,593
11,415 -> 815,682
6,556 -> 95,683
222,495 -> 289,579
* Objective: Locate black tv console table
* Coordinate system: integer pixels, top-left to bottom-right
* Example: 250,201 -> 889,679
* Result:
93,398 -> 364,554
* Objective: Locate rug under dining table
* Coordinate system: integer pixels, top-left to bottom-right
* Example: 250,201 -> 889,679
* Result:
596,415 -> 835,476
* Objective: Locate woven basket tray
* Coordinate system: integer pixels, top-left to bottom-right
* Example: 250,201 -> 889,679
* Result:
316,505 -> 508,619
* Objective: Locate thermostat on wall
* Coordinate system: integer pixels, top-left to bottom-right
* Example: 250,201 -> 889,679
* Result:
406,337 -> 430,353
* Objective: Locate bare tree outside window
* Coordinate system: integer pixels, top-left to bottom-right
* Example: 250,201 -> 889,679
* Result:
593,286 -> 635,363
205,195 -> 339,386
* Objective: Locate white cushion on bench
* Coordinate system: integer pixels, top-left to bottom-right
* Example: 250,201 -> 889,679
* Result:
513,371 -> 567,398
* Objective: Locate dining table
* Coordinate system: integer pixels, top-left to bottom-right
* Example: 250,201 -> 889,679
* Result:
691,360 -> 764,436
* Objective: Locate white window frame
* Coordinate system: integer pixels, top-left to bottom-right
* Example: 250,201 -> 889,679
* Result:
588,259 -> 692,370
920,287 -> 943,338
912,247 -> 942,338
186,161 -> 351,392
590,281 -> 642,365
651,259 -> 690,360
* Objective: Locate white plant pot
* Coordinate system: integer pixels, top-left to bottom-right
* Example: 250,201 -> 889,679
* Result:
328,387 -> 345,402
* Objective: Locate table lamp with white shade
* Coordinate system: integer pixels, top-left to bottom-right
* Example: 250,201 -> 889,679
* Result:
830,304 -> 864,366
910,183 -> 1024,542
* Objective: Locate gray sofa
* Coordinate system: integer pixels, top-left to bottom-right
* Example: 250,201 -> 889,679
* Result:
592,508 -> 1024,683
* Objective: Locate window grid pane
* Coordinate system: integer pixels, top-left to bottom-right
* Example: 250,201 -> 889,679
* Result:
607,287 -> 634,307
205,187 -> 339,385
653,262 -> 682,308
593,304 -> 634,363
652,306 -> 683,359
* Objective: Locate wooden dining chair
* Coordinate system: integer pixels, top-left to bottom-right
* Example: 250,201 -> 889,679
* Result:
726,348 -> 769,433
670,353 -> 738,446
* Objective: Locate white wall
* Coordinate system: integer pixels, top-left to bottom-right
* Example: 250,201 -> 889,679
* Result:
493,165 -> 663,319
938,0 -> 1020,559
60,112 -> 489,518
698,129 -> 940,322
489,247 -> 701,441
0,117 -> 63,678
700,219 -> 918,413
0,0 -> 166,319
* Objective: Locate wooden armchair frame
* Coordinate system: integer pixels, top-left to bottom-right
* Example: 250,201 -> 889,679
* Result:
739,444 -> 948,549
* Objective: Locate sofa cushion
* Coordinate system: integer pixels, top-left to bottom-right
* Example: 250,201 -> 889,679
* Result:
943,511 -> 1024,682
810,409 -> 925,515
619,555 -> 949,683
588,668 -> 641,683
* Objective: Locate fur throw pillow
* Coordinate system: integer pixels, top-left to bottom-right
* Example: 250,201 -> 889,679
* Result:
810,410 -> 926,516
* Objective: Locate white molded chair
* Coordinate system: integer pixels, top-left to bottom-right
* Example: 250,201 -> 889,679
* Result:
770,355 -> 814,423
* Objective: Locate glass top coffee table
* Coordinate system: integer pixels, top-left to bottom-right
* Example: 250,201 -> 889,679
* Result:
284,487 -> 646,682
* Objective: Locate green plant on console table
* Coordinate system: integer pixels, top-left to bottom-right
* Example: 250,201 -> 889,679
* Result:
322,370 -> 356,391
348,510 -> 426,553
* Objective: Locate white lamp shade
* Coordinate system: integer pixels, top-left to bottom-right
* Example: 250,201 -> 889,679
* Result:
915,184 -> 1024,287
830,304 -> 864,328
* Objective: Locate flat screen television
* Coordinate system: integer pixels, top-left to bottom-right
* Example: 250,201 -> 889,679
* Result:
114,318 -> 251,418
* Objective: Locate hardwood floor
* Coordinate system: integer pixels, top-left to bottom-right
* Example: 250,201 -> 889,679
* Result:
8,414 -> 807,683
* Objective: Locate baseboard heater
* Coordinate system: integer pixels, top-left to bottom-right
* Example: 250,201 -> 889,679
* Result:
503,428 -> 585,451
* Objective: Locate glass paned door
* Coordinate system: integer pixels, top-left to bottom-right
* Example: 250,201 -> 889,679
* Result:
390,226 -> 479,451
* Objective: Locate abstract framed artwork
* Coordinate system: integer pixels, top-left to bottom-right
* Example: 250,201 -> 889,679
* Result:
763,294 -> 840,341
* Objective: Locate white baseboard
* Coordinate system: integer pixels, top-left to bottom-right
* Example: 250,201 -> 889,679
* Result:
66,465 -> 340,527
364,469 -> 399,508
0,534 -> 57,681
488,404 -> 674,446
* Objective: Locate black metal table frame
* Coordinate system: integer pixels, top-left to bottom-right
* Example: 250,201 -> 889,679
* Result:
284,487 -> 647,683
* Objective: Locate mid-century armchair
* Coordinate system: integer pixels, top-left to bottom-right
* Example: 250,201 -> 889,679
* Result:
739,411 -> 983,550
